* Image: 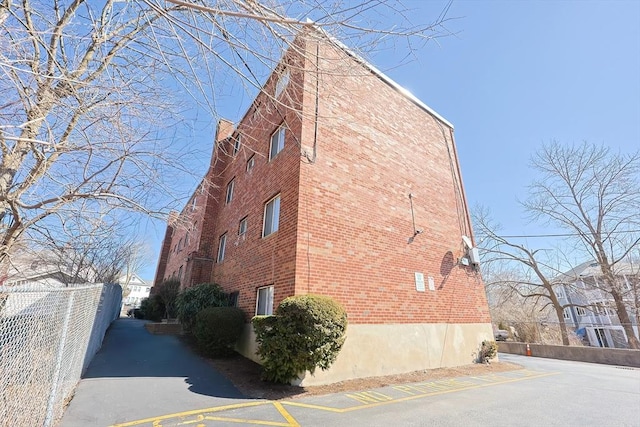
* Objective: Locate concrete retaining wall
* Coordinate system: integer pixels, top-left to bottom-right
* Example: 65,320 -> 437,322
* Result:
498,342 -> 640,367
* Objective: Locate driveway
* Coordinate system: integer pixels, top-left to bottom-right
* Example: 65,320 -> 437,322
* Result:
59,318 -> 247,427
60,320 -> 640,427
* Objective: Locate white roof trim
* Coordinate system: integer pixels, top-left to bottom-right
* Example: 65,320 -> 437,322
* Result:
308,20 -> 454,129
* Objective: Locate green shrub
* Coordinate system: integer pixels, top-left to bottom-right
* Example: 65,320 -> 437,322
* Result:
176,283 -> 229,333
155,279 -> 181,319
479,340 -> 498,364
252,294 -> 347,384
193,306 -> 245,357
139,295 -> 165,322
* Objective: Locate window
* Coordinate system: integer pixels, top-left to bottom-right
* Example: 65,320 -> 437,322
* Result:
178,266 -> 183,279
269,126 -> 286,160
229,291 -> 239,307
233,135 -> 241,156
246,155 -> 255,172
238,216 -> 248,236
225,179 -> 235,204
576,307 -> 587,316
275,68 -> 290,98
563,308 -> 571,319
217,233 -> 227,263
555,287 -> 565,299
191,197 -> 197,212
256,285 -> 274,315
263,195 -> 280,237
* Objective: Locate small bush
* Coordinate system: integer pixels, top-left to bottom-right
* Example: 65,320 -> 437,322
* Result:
479,340 -> 498,364
193,306 -> 245,357
139,295 -> 165,322
253,294 -> 347,384
176,283 -> 229,333
155,279 -> 181,319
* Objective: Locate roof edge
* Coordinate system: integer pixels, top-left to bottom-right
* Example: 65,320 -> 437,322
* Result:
307,20 -> 454,129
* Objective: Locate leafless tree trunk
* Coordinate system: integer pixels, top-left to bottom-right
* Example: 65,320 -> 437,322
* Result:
0,0 -> 452,282
474,210 -> 582,346
524,141 -> 640,349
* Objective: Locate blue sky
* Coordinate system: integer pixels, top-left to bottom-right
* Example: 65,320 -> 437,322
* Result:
139,0 -> 640,280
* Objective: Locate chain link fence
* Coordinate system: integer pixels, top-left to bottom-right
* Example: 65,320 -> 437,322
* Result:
0,283 -> 122,427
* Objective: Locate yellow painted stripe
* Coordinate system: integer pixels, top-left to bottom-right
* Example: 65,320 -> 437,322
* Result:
272,401 -> 301,427
203,416 -> 291,426
282,372 -> 559,413
110,401 -> 269,427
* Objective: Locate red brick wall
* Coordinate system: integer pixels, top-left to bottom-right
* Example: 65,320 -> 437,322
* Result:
205,51 -> 306,316
153,34 -> 490,326
293,38 -> 491,324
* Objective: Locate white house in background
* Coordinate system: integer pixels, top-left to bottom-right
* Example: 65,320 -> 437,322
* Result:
4,250 -> 80,287
556,261 -> 639,349
120,273 -> 151,307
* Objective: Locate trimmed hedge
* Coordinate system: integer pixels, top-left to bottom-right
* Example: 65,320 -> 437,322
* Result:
252,294 -> 347,384
193,306 -> 245,357
139,295 -> 164,322
176,283 -> 229,333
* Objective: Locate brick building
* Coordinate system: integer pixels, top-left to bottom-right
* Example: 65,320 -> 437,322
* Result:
153,31 -> 492,384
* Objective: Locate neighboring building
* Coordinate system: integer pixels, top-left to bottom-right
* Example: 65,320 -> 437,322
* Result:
5,250 -> 79,287
120,274 -> 152,307
556,261 -> 639,348
153,30 -> 492,384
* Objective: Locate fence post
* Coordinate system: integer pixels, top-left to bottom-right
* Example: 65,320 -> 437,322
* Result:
44,290 -> 75,427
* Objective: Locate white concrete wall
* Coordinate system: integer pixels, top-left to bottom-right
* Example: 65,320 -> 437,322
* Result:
237,322 -> 494,386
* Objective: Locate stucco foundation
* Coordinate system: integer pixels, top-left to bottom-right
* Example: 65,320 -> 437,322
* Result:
236,322 -> 494,386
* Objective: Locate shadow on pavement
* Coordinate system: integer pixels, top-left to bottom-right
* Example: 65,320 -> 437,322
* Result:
82,318 -> 246,399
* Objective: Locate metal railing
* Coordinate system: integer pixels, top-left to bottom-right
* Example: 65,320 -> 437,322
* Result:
0,283 -> 121,427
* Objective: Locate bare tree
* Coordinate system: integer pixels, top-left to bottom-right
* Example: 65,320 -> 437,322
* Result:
474,209 -> 585,345
13,209 -> 151,286
0,0 -> 451,282
524,141 -> 640,349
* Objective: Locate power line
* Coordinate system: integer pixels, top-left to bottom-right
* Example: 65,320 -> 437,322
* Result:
489,229 -> 640,239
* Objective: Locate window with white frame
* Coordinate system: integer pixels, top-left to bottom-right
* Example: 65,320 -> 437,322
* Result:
555,287 -> 565,299
233,135 -> 241,155
191,197 -> 197,212
576,307 -> 587,316
563,308 -> 571,319
238,216 -> 248,236
256,285 -> 274,315
225,179 -> 235,204
217,233 -> 227,263
274,68 -> 290,98
269,125 -> 285,160
262,195 -> 280,237
246,155 -> 255,172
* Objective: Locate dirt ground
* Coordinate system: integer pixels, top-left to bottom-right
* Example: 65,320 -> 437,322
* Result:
207,353 -> 523,400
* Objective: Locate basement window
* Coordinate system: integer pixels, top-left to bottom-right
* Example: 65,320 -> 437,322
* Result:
256,285 -> 274,315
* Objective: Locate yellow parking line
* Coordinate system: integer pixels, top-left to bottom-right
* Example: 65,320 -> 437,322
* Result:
272,402 -> 301,427
111,371 -> 558,426
282,371 -> 560,413
109,401 -> 269,427
202,416 -> 291,426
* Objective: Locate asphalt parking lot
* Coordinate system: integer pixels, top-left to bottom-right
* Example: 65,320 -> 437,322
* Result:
60,320 -> 640,427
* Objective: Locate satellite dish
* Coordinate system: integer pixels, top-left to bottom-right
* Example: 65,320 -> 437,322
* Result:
462,235 -> 473,249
